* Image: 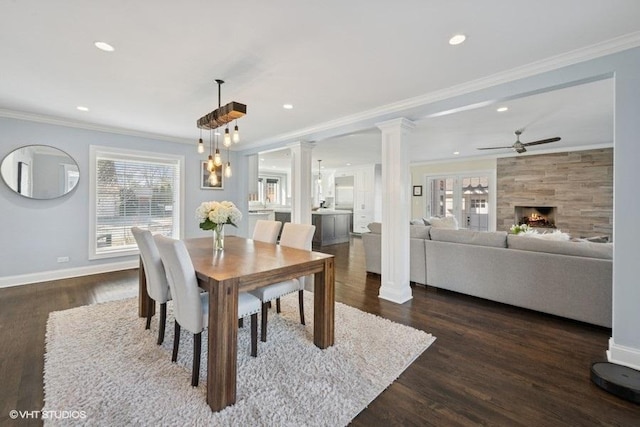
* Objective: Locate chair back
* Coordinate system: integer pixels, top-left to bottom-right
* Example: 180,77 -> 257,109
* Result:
154,235 -> 205,334
131,227 -> 170,303
279,223 -> 315,250
252,220 -> 282,244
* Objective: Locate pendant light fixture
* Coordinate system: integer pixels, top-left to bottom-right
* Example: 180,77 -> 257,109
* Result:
214,133 -> 222,166
196,78 -> 246,181
233,121 -> 240,143
223,126 -> 232,147
225,146 -> 232,178
207,129 -> 214,172
197,128 -> 204,154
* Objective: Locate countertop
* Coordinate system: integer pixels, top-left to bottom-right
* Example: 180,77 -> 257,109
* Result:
311,209 -> 352,215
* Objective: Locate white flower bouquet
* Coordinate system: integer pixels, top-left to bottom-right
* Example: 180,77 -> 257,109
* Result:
196,201 -> 243,231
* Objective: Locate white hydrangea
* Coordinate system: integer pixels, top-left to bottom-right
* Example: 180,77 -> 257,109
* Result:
196,200 -> 242,229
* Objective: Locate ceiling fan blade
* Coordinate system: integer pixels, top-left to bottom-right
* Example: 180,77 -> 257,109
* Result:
476,146 -> 514,150
522,137 -> 561,147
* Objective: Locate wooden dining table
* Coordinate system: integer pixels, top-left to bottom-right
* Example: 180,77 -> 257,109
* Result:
137,235 -> 335,411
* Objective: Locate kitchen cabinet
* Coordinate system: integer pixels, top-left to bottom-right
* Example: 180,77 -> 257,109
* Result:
312,211 -> 351,246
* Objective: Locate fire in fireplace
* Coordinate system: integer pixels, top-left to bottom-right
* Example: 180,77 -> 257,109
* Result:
514,206 -> 556,228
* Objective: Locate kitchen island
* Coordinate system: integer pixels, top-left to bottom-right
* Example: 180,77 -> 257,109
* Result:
274,209 -> 352,246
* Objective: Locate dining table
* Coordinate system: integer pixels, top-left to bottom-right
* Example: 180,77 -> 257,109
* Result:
137,235 -> 335,411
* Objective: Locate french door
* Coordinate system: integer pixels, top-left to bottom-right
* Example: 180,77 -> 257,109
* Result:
425,173 -> 493,231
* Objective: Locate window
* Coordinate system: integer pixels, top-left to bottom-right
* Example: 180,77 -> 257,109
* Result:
425,172 -> 494,231
258,175 -> 285,205
89,146 -> 183,259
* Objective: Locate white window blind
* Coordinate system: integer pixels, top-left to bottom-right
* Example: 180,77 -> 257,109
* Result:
90,146 -> 182,259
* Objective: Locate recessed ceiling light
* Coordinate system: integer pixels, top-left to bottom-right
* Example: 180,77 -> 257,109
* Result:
453,151 -> 460,155
346,163 -> 352,166
283,104 -> 293,110
76,106 -> 89,112
94,41 -> 115,52
497,106 -> 509,112
260,158 -> 265,161
448,34 -> 466,45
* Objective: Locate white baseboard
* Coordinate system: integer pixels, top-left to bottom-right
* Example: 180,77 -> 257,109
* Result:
0,260 -> 139,288
607,337 -> 640,371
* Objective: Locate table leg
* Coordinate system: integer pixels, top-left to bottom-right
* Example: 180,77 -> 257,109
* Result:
207,277 -> 239,411
313,257 -> 335,349
137,256 -> 154,318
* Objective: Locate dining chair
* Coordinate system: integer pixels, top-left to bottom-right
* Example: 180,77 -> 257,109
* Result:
252,219 -> 282,244
154,235 -> 261,387
250,222 -> 316,342
131,227 -> 171,345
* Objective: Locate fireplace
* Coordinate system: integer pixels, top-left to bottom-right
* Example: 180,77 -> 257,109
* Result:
515,206 -> 556,228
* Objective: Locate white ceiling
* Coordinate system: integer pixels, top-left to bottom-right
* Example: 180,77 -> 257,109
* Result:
1,1 -> 638,170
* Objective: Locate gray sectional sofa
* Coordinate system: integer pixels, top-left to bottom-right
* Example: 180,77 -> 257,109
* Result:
362,223 -> 613,327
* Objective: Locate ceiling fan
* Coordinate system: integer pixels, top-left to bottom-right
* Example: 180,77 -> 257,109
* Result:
477,130 -> 561,154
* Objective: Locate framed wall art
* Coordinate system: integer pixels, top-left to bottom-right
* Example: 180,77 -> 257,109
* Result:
201,161 -> 223,190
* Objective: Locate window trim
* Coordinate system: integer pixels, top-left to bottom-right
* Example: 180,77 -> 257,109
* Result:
89,145 -> 185,260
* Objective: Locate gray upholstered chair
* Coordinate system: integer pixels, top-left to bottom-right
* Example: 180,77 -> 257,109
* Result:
252,219 -> 282,244
154,235 -> 261,387
250,223 -> 315,342
131,227 -> 171,345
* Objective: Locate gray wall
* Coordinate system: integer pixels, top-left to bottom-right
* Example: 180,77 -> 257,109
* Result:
0,118 -> 240,279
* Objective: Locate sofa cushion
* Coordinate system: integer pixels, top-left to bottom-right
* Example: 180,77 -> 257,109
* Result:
507,234 -> 612,259
367,222 -> 381,234
429,216 -> 459,229
410,225 -> 431,239
430,228 -> 508,248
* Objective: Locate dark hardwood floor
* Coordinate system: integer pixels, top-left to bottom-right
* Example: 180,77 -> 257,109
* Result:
1,236 -> 638,426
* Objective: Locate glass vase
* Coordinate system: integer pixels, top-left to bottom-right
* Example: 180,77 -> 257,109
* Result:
213,224 -> 224,252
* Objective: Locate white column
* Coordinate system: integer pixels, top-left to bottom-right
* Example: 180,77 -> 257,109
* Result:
288,141 -> 314,225
376,118 -> 415,303
608,63 -> 640,370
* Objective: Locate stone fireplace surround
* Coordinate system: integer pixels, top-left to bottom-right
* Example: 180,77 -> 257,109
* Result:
496,148 -> 613,239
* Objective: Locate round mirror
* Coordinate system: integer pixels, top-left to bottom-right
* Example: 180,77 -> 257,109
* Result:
1,145 -> 80,199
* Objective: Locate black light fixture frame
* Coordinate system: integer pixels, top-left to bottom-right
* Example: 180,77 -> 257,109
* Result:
197,79 -> 246,130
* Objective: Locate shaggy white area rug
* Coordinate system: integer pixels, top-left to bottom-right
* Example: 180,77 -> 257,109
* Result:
44,292 -> 435,426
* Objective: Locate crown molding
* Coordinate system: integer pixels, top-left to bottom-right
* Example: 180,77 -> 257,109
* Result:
242,31 -> 640,151
0,109 -> 192,145
410,142 -> 614,167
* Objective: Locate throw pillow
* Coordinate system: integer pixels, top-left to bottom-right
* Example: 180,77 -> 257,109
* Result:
429,216 -> 459,230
